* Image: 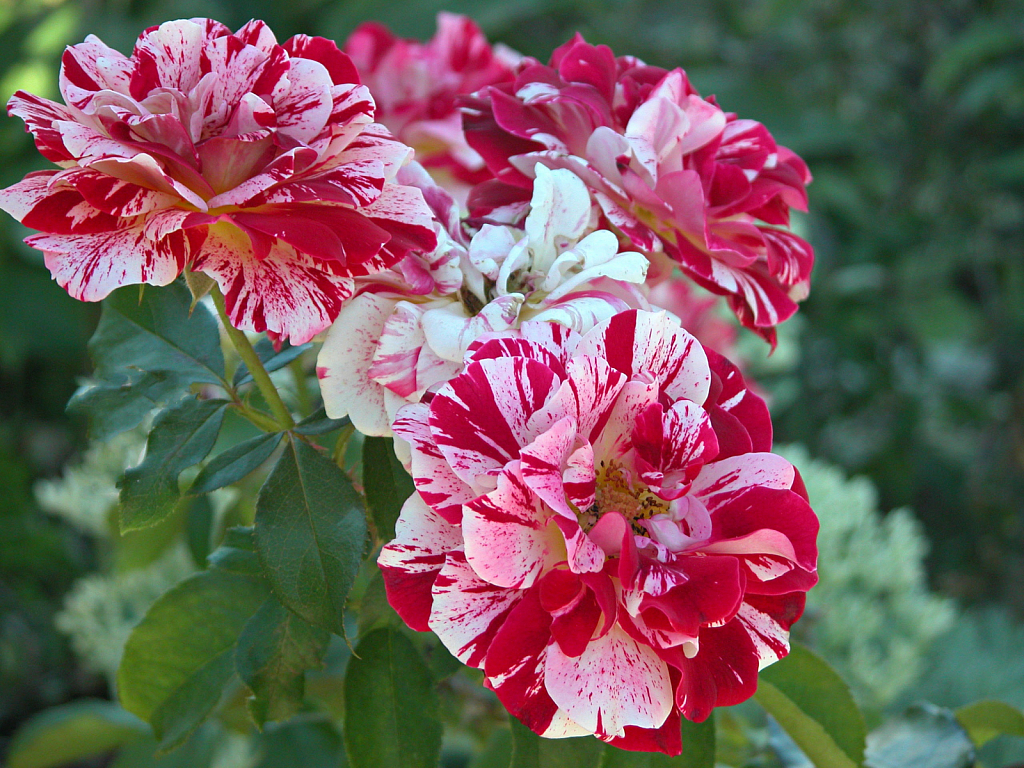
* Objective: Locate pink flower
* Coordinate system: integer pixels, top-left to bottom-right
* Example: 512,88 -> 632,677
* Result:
0,18 -> 437,343
379,310 -> 818,753
462,35 -> 813,345
345,13 -> 518,197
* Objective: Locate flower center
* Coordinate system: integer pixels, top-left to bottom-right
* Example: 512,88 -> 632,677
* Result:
580,459 -> 670,535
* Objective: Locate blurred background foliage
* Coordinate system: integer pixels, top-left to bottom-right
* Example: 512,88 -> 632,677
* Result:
1,0 -> 1022,762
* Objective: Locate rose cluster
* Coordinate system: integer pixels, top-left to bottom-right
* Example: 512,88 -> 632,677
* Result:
1,15 -> 818,756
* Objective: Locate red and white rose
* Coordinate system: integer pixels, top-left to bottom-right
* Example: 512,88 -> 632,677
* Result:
462,35 -> 813,344
379,310 -> 818,753
0,18 -> 437,343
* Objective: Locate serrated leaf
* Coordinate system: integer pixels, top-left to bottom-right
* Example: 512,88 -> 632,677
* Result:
293,407 -> 351,436
7,700 -> 149,768
600,714 -> 715,768
865,704 -> 974,768
72,282 -> 226,438
236,598 -> 331,727
955,699 -> 1024,747
95,282 -> 225,385
233,338 -> 312,387
362,436 -> 414,541
119,398 -> 228,532
754,643 -> 865,768
254,439 -> 367,635
343,628 -> 442,768
508,717 -> 604,768
68,372 -> 184,442
190,432 -> 283,495
117,569 -> 270,751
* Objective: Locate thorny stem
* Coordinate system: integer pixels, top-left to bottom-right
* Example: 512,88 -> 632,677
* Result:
210,286 -> 295,430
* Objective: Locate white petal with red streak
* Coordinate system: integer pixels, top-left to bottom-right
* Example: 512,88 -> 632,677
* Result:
576,310 -> 711,405
194,221 -> 353,344
317,291 -> 396,434
429,551 -> 524,667
32,208 -> 192,301
544,624 -> 673,738
690,453 -> 796,511
736,601 -> 791,670
392,402 -> 481,523
462,462 -> 563,589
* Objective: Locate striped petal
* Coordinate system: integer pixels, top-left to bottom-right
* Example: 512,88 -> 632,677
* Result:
194,221 -> 354,344
462,462 -> 564,589
544,624 -> 673,739
429,550 -> 524,666
379,494 -> 462,631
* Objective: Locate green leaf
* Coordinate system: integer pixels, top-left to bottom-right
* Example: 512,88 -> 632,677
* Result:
955,700 -> 1024,747
68,372 -> 183,442
236,598 -> 331,727
362,436 -> 414,541
356,565 -> 400,638
111,727 -> 220,768
254,717 -> 347,768
754,643 -> 866,768
508,717 -> 604,768
186,495 -> 215,567
343,628 -> 442,768
70,281 -> 226,439
254,439 -> 367,635
7,700 -> 149,768
207,526 -> 263,577
190,432 -> 283,495
293,406 -> 351,436
233,338 -> 312,387
865,704 -> 974,768
118,398 -> 228,532
601,715 -> 716,768
117,568 -> 270,751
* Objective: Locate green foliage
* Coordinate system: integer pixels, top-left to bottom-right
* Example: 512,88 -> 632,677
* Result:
507,716 -> 604,768
777,445 -> 955,709
254,439 -> 367,635
362,436 -> 415,542
6,700 -> 149,768
955,700 -> 1024,748
68,282 -> 226,440
864,704 -> 974,768
236,598 -> 331,727
118,397 -> 229,532
754,644 -> 866,768
343,628 -> 442,768
117,564 -> 270,750
232,339 -> 312,387
189,432 -> 283,495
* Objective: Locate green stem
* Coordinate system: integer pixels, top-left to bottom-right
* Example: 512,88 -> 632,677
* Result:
232,402 -> 282,433
211,287 -> 295,430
